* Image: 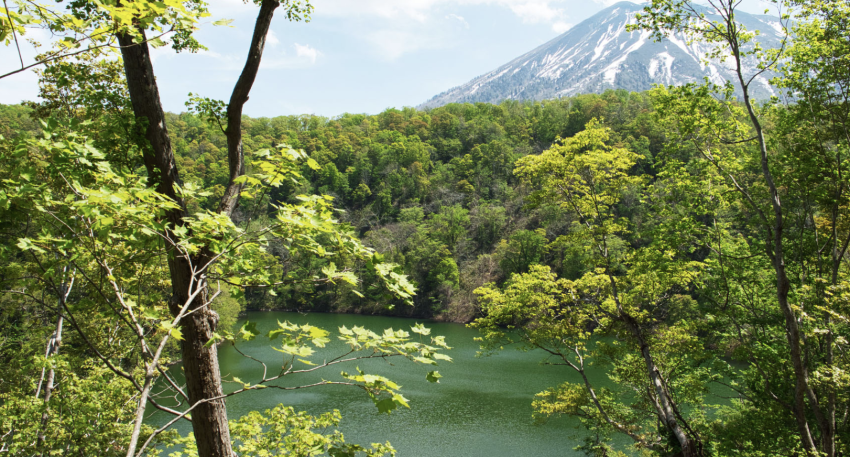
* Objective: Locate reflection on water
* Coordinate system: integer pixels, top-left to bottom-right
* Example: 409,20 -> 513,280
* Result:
149,311 -> 613,457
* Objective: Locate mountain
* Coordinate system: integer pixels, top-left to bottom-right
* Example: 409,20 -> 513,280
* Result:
420,2 -> 785,108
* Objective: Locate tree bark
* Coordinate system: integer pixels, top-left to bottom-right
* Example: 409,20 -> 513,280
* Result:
36,312 -> 63,452
220,0 -> 280,216
115,1 -> 281,455
732,49 -> 822,457
36,270 -> 73,452
606,271 -> 702,456
116,31 -> 234,457
713,7 -> 824,453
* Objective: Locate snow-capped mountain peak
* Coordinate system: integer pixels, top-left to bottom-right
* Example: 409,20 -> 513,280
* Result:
420,1 -> 783,108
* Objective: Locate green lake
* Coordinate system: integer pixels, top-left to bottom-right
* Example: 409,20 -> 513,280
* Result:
152,311 -> 614,456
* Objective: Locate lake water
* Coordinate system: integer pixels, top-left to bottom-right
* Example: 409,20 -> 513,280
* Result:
151,311 -> 614,456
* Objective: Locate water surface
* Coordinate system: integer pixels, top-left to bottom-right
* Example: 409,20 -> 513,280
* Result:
153,311 -> 610,456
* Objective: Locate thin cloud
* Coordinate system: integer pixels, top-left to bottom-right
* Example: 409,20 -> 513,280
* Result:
366,29 -> 441,60
315,0 -> 572,25
552,20 -> 573,33
508,1 -> 563,23
294,43 -> 320,64
266,30 -> 280,47
313,0 -> 573,58
447,13 -> 470,28
254,43 -> 322,69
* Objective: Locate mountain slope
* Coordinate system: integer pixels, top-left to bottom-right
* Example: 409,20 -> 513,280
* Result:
421,2 -> 784,108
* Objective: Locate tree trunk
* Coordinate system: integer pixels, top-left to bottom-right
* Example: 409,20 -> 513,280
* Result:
36,312 -> 63,452
36,271 -> 73,452
116,1 -> 281,455
220,0 -> 280,216
730,31 -> 823,456
638,342 -> 700,457
606,271 -> 701,456
116,31 -> 234,457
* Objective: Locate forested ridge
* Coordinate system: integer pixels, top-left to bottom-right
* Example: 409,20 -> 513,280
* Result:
2,89 -> 663,322
2,0 -> 850,456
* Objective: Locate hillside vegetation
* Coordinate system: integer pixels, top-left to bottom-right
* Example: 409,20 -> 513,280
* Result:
3,90 -> 662,321
2,0 -> 850,455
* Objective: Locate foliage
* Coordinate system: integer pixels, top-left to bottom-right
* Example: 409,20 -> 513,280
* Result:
474,120 -> 713,455
209,320 -> 450,416
4,2 -> 850,452
0,113 -> 428,456
166,405 -> 395,457
108,90 -> 667,318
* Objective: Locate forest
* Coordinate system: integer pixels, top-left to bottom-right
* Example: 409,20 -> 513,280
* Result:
2,0 -> 850,456
1,85 -> 670,324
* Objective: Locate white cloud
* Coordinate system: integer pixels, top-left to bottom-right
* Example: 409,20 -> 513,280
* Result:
149,45 -> 178,64
259,42 -> 322,69
507,1 -> 563,23
312,0 -> 573,58
204,0 -> 256,17
446,13 -> 470,28
260,43 -> 322,68
366,29 -> 442,60
294,43 -> 319,64
266,30 -> 280,47
314,0 -> 572,24
552,20 -> 573,33
313,0 -> 440,20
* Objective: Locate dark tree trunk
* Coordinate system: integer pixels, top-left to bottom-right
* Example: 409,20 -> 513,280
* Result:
115,1 -> 281,455
220,0 -> 280,216
116,31 -> 234,457
722,14 -> 825,454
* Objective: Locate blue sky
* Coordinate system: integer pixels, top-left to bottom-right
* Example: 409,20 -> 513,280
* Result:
0,0 -> 773,118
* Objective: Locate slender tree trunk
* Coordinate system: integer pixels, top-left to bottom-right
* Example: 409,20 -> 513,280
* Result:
34,315 -> 62,400
637,329 -> 700,456
125,378 -> 154,457
606,272 -> 701,456
220,0 -> 280,216
36,272 -> 73,452
36,312 -> 63,451
40,315 -> 62,404
729,37 -> 823,455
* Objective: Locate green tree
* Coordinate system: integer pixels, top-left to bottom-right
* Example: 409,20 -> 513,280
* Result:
635,0 -> 850,455
495,229 -> 547,277
0,123 -> 443,456
475,120 -> 710,456
1,2 -> 450,457
428,205 -> 470,252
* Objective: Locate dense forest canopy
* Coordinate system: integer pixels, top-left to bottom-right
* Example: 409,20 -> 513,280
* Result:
1,89 -> 664,322
2,0 -> 850,456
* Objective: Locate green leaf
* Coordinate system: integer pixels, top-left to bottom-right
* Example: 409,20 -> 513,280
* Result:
16,238 -> 44,253
212,18 -> 234,27
239,321 -> 259,341
204,333 -> 223,348
411,323 -> 431,335
149,37 -> 166,47
375,398 -> 397,414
